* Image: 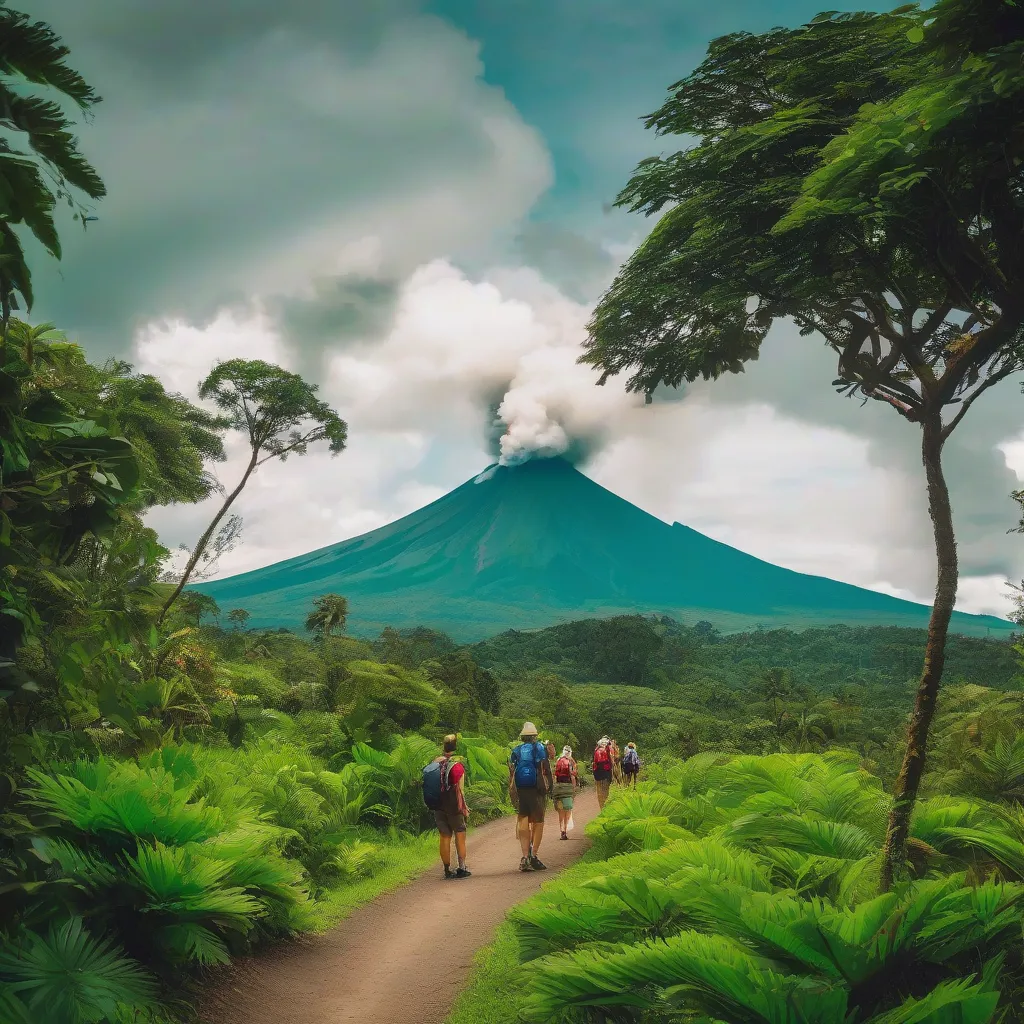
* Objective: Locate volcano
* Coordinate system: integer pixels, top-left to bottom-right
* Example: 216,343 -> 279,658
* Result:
194,457 -> 1014,642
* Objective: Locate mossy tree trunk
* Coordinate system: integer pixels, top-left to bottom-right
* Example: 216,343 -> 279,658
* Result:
879,412 -> 958,891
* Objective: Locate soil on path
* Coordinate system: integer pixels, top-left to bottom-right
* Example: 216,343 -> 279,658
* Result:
199,788 -> 600,1024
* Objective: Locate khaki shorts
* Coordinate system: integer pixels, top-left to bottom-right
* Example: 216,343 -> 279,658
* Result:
516,786 -> 547,824
434,808 -> 466,836
551,781 -> 574,811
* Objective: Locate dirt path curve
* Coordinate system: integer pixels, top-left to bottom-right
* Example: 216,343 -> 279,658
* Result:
200,788 -> 600,1024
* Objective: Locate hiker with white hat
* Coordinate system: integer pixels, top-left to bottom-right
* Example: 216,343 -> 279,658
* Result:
509,721 -> 552,871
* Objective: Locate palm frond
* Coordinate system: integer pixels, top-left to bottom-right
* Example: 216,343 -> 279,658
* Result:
0,918 -> 157,1024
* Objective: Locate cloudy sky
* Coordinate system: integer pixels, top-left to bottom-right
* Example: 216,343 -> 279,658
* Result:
21,0 -> 1024,617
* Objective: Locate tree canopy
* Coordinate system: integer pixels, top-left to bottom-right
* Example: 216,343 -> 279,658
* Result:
584,1 -> 1024,422
199,359 -> 347,463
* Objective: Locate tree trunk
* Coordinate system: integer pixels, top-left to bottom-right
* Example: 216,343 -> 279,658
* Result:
158,451 -> 259,625
879,413 -> 958,892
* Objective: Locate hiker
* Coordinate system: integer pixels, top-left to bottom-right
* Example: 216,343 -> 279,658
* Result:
552,744 -> 577,840
509,721 -> 552,871
422,734 -> 471,880
622,741 -> 641,788
592,737 -> 614,808
609,738 -> 623,786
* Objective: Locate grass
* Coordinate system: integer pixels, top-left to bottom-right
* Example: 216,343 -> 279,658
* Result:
444,851 -> 601,1024
302,833 -> 439,933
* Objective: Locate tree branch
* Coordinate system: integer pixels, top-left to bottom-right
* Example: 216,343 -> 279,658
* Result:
254,430 -> 320,467
941,362 -> 1020,442
934,308 -> 1024,407
914,298 -> 955,348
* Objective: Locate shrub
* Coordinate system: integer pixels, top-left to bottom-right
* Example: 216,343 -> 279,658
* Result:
510,753 -> 1024,1023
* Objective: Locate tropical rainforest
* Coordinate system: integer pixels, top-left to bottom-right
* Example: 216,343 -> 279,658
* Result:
2,0 -> 1024,1023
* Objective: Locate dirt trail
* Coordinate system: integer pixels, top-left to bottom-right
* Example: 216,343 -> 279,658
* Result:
200,789 -> 599,1024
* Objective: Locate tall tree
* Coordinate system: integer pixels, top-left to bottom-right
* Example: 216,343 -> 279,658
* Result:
0,5 -> 106,340
758,667 -> 792,744
581,0 -> 1024,888
226,608 -> 250,631
305,593 -> 349,643
158,360 -> 347,622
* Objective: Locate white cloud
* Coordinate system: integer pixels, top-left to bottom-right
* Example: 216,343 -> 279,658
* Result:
587,400 -> 918,590
134,308 -> 289,396
135,258 -> 1022,623
33,11 -> 554,352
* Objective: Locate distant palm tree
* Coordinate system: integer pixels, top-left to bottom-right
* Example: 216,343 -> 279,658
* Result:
0,5 -> 106,339
758,667 -> 790,721
305,594 -> 349,643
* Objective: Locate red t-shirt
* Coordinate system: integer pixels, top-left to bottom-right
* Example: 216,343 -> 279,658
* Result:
445,760 -> 467,815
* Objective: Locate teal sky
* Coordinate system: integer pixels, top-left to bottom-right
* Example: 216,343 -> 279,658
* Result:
426,0 -> 882,230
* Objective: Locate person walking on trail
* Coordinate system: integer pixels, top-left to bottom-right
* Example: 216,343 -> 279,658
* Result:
509,721 -> 552,872
552,745 -> 577,840
622,741 -> 641,789
422,734 -> 471,880
592,737 -> 614,809
609,738 -> 623,786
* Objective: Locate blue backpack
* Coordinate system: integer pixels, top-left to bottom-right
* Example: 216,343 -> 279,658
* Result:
422,757 -> 454,810
623,748 -> 640,769
511,741 -> 544,789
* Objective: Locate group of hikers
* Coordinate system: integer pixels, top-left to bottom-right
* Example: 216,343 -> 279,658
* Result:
423,723 -> 642,879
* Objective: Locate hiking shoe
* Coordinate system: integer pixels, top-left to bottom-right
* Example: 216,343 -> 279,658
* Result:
455,867 -> 472,879
530,856 -> 547,870
519,856 -> 533,872
560,832 -> 568,840
443,867 -> 455,880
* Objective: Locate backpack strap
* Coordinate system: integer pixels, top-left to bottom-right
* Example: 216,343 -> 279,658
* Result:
438,755 -> 455,791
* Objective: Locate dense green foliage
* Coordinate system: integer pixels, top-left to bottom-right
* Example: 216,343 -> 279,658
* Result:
472,615 -> 1020,784
483,742 -> 1024,1023
0,303 -> 513,1020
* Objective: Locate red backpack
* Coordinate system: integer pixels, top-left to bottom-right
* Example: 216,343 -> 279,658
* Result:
593,745 -> 611,769
555,756 -> 573,778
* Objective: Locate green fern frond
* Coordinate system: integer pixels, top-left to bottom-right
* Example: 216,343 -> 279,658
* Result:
0,918 -> 157,1024
155,922 -> 230,967
863,973 -> 1000,1024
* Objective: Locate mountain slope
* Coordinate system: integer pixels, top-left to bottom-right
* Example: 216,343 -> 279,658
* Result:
194,457 -> 1014,641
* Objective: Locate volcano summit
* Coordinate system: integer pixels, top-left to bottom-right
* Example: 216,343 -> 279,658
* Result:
194,457 -> 1013,641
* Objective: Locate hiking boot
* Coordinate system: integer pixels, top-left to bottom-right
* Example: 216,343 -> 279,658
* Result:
530,856 -> 547,870
443,866 -> 455,880
455,867 -> 472,879
519,856 -> 533,872
560,831 -> 568,840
